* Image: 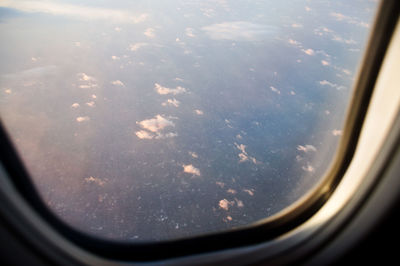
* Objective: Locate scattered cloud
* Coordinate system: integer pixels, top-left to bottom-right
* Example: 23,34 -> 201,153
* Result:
297,144 -> 317,153
135,130 -> 154,139
91,94 -> 97,99
227,189 -> 237,194
137,115 -> 174,133
129,42 -> 148,51
305,6 -> 311,12
202,21 -> 277,41
216,181 -> 225,188
291,23 -> 303,28
319,80 -> 346,90
302,164 -> 315,172
4,88 -> 12,94
288,39 -> 301,47
84,176 -> 106,186
111,80 -> 125,86
86,101 -> 95,107
332,129 -> 343,136
111,55 -> 120,60
185,27 -> 196,37
302,48 -> 315,56
76,116 -> 90,122
155,83 -> 187,95
189,152 -> 198,158
234,142 -> 257,164
144,28 -> 155,38
321,60 -> 330,66
183,164 -> 201,176
71,103 -> 80,108
219,199 -> 234,210
243,189 -> 254,196
194,109 -> 204,115
0,1 -> 148,24
114,27 -> 122,32
330,12 -> 370,28
270,86 -> 281,94
162,98 -> 180,107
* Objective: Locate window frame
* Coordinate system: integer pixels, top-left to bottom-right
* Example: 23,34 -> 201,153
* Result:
0,1 -> 399,264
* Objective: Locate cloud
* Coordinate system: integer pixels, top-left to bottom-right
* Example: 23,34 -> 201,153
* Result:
155,83 -> 187,95
76,116 -> 90,122
183,164 -> 201,176
270,86 -> 281,94
219,199 -> 234,210
202,21 -> 277,41
302,164 -> 315,172
4,88 -> 12,94
78,73 -> 95,82
297,144 -> 317,153
305,6 -> 311,12
194,109 -> 204,115
243,189 -> 254,196
84,176 -> 106,186
234,142 -> 257,164
162,98 -> 180,107
77,73 -> 98,88
111,55 -> 120,60
137,115 -> 174,133
321,60 -> 330,66
330,12 -> 370,28
302,48 -> 315,55
86,101 -> 95,107
71,103 -> 80,108
144,28 -> 155,38
291,23 -> 303,28
135,130 -> 154,139
189,152 -> 198,158
91,94 -> 97,99
129,42 -> 148,51
288,39 -> 301,47
332,129 -> 343,136
111,80 -> 125,86
227,189 -> 237,194
319,80 -> 346,90
185,27 -> 196,37
0,1 -> 148,24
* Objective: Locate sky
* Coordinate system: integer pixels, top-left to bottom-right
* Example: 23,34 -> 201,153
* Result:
0,0 -> 378,241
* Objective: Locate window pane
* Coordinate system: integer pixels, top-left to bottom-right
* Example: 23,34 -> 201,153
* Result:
0,0 -> 378,241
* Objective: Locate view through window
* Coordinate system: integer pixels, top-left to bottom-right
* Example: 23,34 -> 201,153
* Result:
0,0 -> 378,241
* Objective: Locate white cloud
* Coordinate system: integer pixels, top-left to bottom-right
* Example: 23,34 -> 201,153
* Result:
291,23 -> 303,28
302,48 -> 315,55
330,12 -> 370,28
111,80 -> 125,86
297,144 -> 317,153
234,142 -> 257,164
162,98 -> 180,107
136,115 -> 174,133
302,164 -> 315,172
183,164 -> 201,176
185,27 -> 196,37
189,152 -> 198,158
129,42 -> 148,51
219,199 -> 234,210
243,189 -> 254,196
227,189 -> 237,194
332,129 -> 343,136
76,116 -> 90,122
288,39 -> 301,47
84,176 -> 106,186
305,6 -> 311,12
321,60 -> 330,66
194,109 -> 204,115
202,21 -> 277,41
78,73 -> 95,82
270,86 -> 281,94
144,28 -> 155,38
86,101 -> 95,107
155,83 -> 187,95
111,55 -> 120,60
0,1 -> 148,24
71,103 -> 80,108
135,130 -> 154,139
4,88 -> 12,94
319,80 -> 346,90
114,27 -> 122,32
91,94 -> 97,99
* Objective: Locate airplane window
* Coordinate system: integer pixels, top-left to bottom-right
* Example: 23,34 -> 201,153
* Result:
0,0 -> 378,241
